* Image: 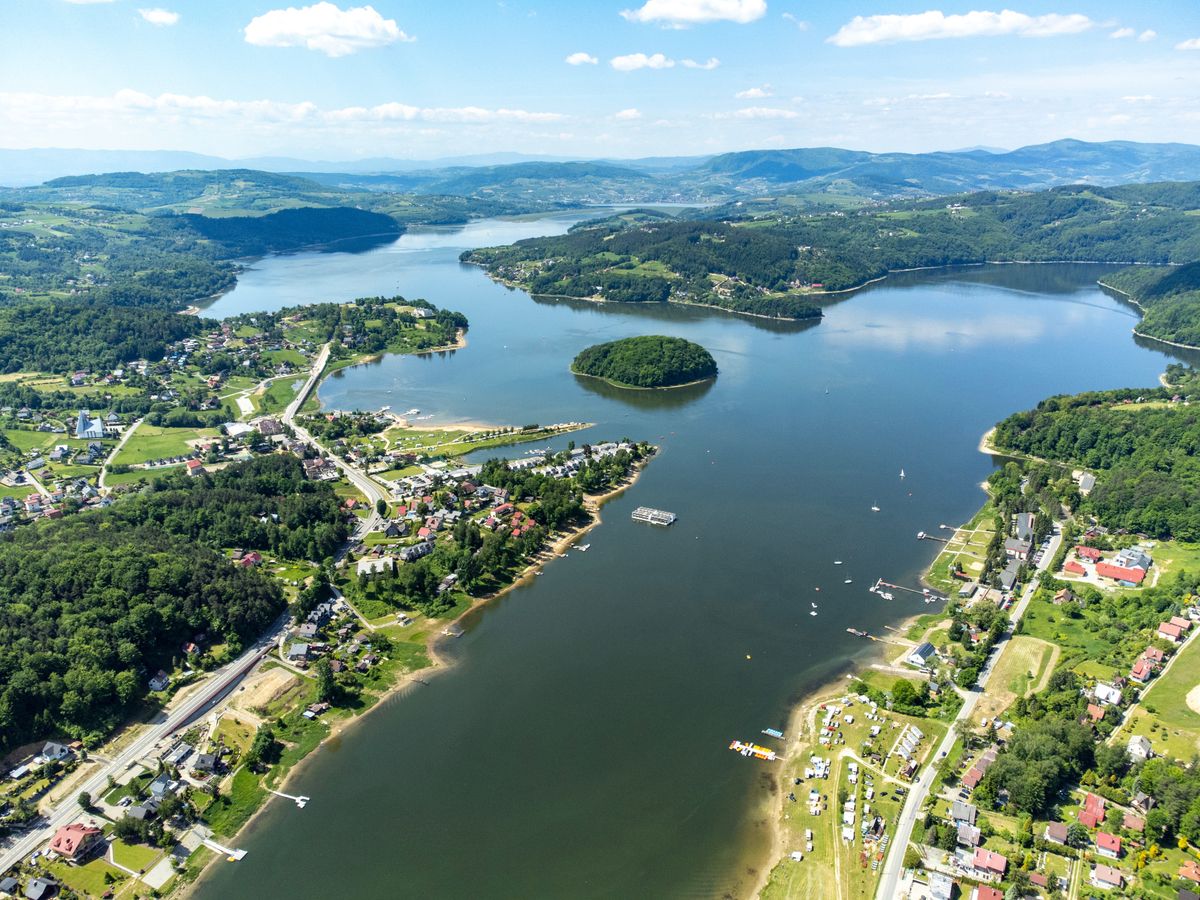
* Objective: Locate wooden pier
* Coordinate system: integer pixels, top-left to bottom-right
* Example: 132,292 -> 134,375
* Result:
631,506 -> 676,526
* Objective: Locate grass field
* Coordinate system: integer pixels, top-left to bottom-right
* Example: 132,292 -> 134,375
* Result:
39,856 -> 128,897
1146,539 -> 1200,585
974,636 -> 1057,723
112,839 -> 162,872
110,425 -> 219,466
1114,631 -> 1200,761
257,377 -> 303,416
204,766 -> 266,838
0,482 -> 36,500
923,502 -> 996,594
2,428 -> 57,453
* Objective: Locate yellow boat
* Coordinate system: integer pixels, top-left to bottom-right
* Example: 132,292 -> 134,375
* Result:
729,740 -> 777,761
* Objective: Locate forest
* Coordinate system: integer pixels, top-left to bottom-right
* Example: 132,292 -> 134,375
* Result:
466,181 -> 1200,330
0,455 -> 347,752
571,335 -> 717,388
1100,261 -> 1200,347
991,387 -> 1200,539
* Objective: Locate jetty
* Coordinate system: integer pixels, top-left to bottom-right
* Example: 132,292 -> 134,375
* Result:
729,740 -> 778,761
269,788 -> 310,808
631,506 -> 677,526
201,837 -> 247,861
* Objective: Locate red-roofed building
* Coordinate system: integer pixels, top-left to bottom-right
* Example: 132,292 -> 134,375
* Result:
1143,646 -> 1166,663
962,767 -> 982,790
239,551 -> 263,568
417,527 -> 432,539
49,822 -> 102,861
1064,560 -> 1086,576
972,848 -> 1007,881
1159,621 -> 1184,643
1171,615 -> 1192,631
1079,792 -> 1104,828
1131,659 -> 1155,684
971,887 -> 1004,900
1123,812 -> 1145,833
1096,561 -> 1146,584
1181,859 -> 1200,883
1086,703 -> 1105,723
1096,831 -> 1122,858
1076,545 -> 1103,561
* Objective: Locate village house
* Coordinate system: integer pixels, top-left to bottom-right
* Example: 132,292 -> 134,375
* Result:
48,822 -> 102,862
1044,821 -> 1069,845
1079,792 -> 1105,829
969,887 -> 1003,900
1063,560 -> 1086,576
1090,863 -> 1123,891
1076,545 -> 1103,562
1092,682 -> 1122,706
23,877 -> 56,900
149,670 -> 170,692
356,556 -> 394,577
1128,734 -> 1154,762
1158,621 -> 1184,644
1096,831 -> 1122,859
906,641 -> 936,669
1096,560 -> 1146,585
970,847 -> 1007,882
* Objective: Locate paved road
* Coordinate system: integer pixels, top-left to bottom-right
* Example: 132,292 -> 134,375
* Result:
875,528 -> 1063,899
282,343 -> 387,538
0,615 -> 288,877
97,417 -> 143,492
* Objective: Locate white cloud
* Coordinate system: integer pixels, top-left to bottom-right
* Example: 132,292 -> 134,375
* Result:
244,2 -> 412,57
721,106 -> 798,119
1138,29 -> 1156,42
62,0 -> 114,4
610,52 -> 675,70
620,0 -> 766,26
828,10 -> 1095,47
0,90 -> 563,129
614,108 -> 643,120
1109,27 -> 1134,39
1122,94 -> 1154,102
681,57 -> 721,69
138,8 -> 180,26
782,12 -> 809,30
564,51 -> 598,65
1177,38 -> 1200,51
735,84 -> 772,98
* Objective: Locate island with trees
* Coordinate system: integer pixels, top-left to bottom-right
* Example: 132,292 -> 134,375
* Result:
570,335 -> 718,389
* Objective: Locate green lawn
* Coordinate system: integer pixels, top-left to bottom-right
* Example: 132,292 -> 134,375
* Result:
258,377 -> 303,415
0,482 -> 35,500
262,348 -> 307,367
110,425 -> 219,466
922,501 -> 996,593
40,856 -> 128,897
2,428 -> 56,453
204,766 -> 266,838
112,838 -> 162,871
1115,632 -> 1200,761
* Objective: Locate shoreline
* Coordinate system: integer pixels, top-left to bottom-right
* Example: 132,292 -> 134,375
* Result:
179,455 -> 651,899
570,367 -> 717,392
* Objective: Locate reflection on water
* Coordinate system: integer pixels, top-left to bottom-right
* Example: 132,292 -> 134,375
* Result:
572,372 -> 716,408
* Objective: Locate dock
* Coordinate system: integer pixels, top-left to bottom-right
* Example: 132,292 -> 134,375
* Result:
269,788 -> 310,808
201,837 -> 247,861
631,506 -> 676,526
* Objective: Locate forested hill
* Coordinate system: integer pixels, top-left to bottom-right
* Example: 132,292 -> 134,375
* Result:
991,386 -> 1200,540
465,181 -> 1200,327
571,335 -> 717,388
180,206 -> 401,255
0,454 -> 348,752
1099,262 -> 1200,347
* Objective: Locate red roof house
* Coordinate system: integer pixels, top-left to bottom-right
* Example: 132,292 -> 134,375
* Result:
1092,864 -> 1123,889
1171,615 -> 1192,631
962,767 -> 983,790
1180,860 -> 1200,883
1123,812 -> 1145,833
239,551 -> 263,567
1086,703 -> 1106,722
971,888 -> 1004,900
49,822 -> 102,860
1096,561 -> 1146,584
1130,659 -> 1155,684
1143,646 -> 1166,663
1096,831 -> 1122,858
1079,792 -> 1104,828
972,848 -> 1007,879
1076,545 -> 1103,561
1158,621 -> 1184,643
1064,560 -> 1086,576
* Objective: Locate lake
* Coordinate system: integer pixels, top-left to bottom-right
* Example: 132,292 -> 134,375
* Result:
195,216 -> 1185,899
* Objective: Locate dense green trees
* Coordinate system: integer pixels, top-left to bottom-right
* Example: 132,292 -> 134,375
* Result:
0,299 -> 208,374
0,455 -> 350,753
975,715 -> 1095,815
992,389 -> 1200,539
571,335 -> 717,388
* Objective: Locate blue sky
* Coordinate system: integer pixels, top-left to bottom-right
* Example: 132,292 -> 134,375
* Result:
2,0 -> 1200,159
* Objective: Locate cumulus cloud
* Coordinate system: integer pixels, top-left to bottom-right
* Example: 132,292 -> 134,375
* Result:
782,12 -> 809,30
620,0 -> 766,26
1178,37 -> 1200,50
828,10 -> 1095,47
138,8 -> 180,26
735,84 -> 772,98
614,108 -> 643,120
244,2 -> 412,57
565,51 -> 598,65
681,57 -> 720,69
1138,29 -> 1156,42
1109,27 -> 1134,39
610,52 -> 674,70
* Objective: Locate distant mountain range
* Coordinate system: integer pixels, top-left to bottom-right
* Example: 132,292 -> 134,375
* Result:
5,139 -> 1200,203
